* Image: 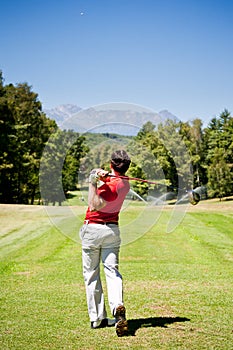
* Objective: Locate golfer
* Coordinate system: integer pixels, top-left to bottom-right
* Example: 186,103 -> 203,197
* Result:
79,150 -> 131,337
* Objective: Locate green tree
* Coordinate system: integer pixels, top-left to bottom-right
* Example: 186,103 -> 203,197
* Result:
179,118 -> 207,187
0,81 -> 15,202
1,75 -> 89,204
132,120 -> 194,193
62,131 -> 89,193
207,148 -> 232,200
79,140 -> 126,181
132,121 -> 174,183
204,109 -> 233,199
127,162 -> 149,197
7,83 -> 56,203
39,129 -> 88,205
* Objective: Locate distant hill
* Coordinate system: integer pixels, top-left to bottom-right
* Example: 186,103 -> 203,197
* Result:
158,109 -> 178,122
44,103 -> 179,136
44,104 -> 82,125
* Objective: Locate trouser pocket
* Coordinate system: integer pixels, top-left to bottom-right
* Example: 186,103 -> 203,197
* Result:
79,223 -> 88,240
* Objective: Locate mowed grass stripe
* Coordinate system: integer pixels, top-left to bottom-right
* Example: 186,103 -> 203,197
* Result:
183,212 -> 233,265
0,205 -> 53,258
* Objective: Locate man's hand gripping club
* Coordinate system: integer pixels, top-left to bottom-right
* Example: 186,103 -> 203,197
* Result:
89,168 -> 109,185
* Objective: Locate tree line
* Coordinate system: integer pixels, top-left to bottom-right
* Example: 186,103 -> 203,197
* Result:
0,72 -> 88,204
0,71 -> 233,204
127,113 -> 233,199
80,114 -> 233,200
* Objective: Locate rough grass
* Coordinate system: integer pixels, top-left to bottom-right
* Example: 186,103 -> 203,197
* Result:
0,199 -> 233,349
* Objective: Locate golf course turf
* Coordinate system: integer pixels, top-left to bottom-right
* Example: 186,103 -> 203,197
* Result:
0,198 -> 233,349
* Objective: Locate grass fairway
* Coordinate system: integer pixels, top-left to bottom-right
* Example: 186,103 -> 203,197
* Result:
0,199 -> 233,349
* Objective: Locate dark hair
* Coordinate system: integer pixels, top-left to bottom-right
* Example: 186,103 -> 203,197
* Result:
111,150 -> 131,175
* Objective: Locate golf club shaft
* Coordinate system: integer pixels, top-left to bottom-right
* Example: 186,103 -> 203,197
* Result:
107,174 -> 168,187
107,174 -> 200,205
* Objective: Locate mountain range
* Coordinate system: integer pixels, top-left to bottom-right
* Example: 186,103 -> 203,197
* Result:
44,104 -> 178,136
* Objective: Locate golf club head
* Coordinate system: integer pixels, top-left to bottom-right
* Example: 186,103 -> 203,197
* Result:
187,190 -> 200,205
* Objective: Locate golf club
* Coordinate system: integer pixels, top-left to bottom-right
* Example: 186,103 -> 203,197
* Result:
107,174 -> 200,205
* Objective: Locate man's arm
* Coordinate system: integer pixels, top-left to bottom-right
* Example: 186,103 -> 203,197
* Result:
88,169 -> 108,211
88,182 -> 106,212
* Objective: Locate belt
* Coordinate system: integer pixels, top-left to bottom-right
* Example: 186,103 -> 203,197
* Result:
84,220 -> 118,226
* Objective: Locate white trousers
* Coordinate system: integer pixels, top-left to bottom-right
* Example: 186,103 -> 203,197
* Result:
80,223 -> 123,322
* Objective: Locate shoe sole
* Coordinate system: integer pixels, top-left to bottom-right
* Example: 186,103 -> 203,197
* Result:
115,305 -> 128,337
116,319 -> 128,337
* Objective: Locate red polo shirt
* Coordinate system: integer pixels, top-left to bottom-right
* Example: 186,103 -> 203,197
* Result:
85,176 -> 130,223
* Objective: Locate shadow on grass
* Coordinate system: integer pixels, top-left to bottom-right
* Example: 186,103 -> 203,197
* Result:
127,316 -> 190,336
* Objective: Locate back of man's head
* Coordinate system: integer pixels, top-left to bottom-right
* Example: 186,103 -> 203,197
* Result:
111,150 -> 131,175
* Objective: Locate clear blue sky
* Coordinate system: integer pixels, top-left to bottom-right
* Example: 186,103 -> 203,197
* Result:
1,0 -> 233,124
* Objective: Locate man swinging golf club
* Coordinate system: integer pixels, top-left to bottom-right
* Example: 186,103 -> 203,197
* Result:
79,150 -> 131,337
